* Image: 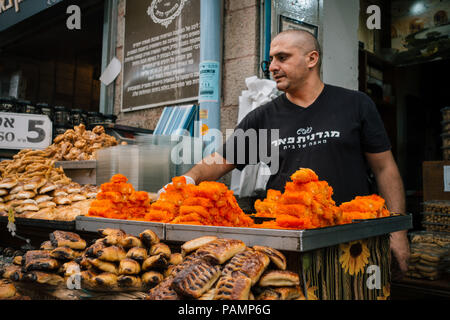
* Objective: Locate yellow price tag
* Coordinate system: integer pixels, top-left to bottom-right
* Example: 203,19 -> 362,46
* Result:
8,207 -> 15,224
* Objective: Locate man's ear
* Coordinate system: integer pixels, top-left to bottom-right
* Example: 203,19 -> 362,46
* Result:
307,51 -> 320,69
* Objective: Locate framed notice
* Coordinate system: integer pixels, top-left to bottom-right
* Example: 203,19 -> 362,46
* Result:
279,15 -> 318,37
122,0 -> 200,112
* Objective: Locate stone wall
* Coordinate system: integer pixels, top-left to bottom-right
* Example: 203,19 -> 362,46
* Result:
113,0 -> 261,134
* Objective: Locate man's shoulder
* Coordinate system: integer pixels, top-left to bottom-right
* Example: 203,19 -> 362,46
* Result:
326,84 -> 372,102
246,94 -> 283,117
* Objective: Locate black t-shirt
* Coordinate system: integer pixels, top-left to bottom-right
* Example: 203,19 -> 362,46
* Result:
218,84 -> 391,205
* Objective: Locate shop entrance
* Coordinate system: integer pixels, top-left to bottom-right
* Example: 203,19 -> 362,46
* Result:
0,0 -> 105,141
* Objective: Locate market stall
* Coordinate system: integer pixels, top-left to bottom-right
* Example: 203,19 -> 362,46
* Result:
0,161 -> 413,300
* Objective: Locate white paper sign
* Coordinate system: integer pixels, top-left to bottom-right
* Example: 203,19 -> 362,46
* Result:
0,112 -> 52,150
100,57 -> 122,86
444,166 -> 450,192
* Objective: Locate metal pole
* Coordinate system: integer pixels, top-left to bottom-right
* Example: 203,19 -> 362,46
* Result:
198,0 -> 222,149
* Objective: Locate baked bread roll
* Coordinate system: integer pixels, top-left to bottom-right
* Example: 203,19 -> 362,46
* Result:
0,177 -> 18,189
258,270 -> 300,287
15,204 -> 40,213
15,191 -> 36,200
39,182 -> 57,194
214,274 -> 252,300
142,254 -> 168,271
1,265 -> 23,281
149,243 -> 171,258
257,286 -> 303,300
53,196 -> 72,205
126,247 -> 148,262
38,201 -> 57,209
142,271 -> 164,288
86,241 -> 107,257
118,275 -> 142,289
13,256 -> 23,266
49,231 -> 86,250
23,250 -> 60,272
146,277 -> 180,300
87,258 -> 119,274
119,235 -> 143,249
171,260 -> 222,299
95,245 -> 126,262
68,194 -> 87,202
98,228 -> 126,237
196,238 -> 246,264
0,280 -> 16,299
50,247 -> 80,260
24,258 -> 60,272
79,270 -> 97,287
181,236 -> 218,256
252,245 -> 287,270
139,229 -> 160,247
222,249 -> 270,285
119,258 -> 141,275
0,189 -> 7,196
169,253 -> 183,265
102,230 -> 127,246
24,176 -> 47,192
23,271 -> 64,286
92,272 -> 118,288
9,183 -> 24,194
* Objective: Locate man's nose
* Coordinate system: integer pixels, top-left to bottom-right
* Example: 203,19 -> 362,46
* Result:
269,60 -> 278,73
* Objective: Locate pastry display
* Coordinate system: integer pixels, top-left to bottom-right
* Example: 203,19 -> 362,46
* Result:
254,168 -> 390,230
44,124 -> 118,161
146,236 -> 302,300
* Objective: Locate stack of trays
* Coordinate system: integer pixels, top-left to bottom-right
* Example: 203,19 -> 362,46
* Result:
421,201 -> 450,233
407,231 -> 450,280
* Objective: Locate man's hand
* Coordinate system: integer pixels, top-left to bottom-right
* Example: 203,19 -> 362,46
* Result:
390,230 -> 410,276
366,151 -> 409,278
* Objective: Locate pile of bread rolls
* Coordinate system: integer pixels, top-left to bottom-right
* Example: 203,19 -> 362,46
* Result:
146,236 -> 304,300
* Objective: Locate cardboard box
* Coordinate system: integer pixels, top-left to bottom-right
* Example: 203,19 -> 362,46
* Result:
423,161 -> 450,201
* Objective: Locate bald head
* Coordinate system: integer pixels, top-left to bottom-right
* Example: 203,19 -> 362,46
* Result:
273,30 -> 322,70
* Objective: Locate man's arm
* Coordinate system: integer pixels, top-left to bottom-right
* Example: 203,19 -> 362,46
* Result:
365,150 -> 410,274
184,152 -> 236,184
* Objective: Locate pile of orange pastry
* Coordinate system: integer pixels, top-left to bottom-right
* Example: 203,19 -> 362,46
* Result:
254,168 -> 390,230
87,169 -> 390,230
87,174 -> 151,220
88,175 -> 254,228
146,176 -> 254,227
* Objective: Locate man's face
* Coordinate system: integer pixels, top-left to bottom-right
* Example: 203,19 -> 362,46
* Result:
268,35 -> 311,92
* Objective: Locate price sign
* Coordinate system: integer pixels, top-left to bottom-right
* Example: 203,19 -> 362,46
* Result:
0,112 -> 52,150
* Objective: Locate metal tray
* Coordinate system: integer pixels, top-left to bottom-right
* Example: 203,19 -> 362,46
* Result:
0,216 -> 75,231
165,215 -> 413,252
55,160 -> 97,169
75,216 -> 165,239
299,215 -> 412,252
165,224 -> 302,251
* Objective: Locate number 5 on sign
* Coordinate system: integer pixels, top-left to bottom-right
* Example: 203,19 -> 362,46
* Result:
0,113 -> 52,150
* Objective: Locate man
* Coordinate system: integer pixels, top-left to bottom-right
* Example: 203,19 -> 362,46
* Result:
162,30 -> 410,274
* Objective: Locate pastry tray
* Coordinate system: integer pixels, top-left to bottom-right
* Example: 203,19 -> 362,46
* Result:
75,216 -> 165,239
0,216 -> 75,231
75,215 -> 412,252
54,160 -> 97,170
165,215 -> 412,252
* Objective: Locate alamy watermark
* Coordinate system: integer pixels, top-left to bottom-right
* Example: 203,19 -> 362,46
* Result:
170,123 -> 280,175
66,5 -> 81,30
